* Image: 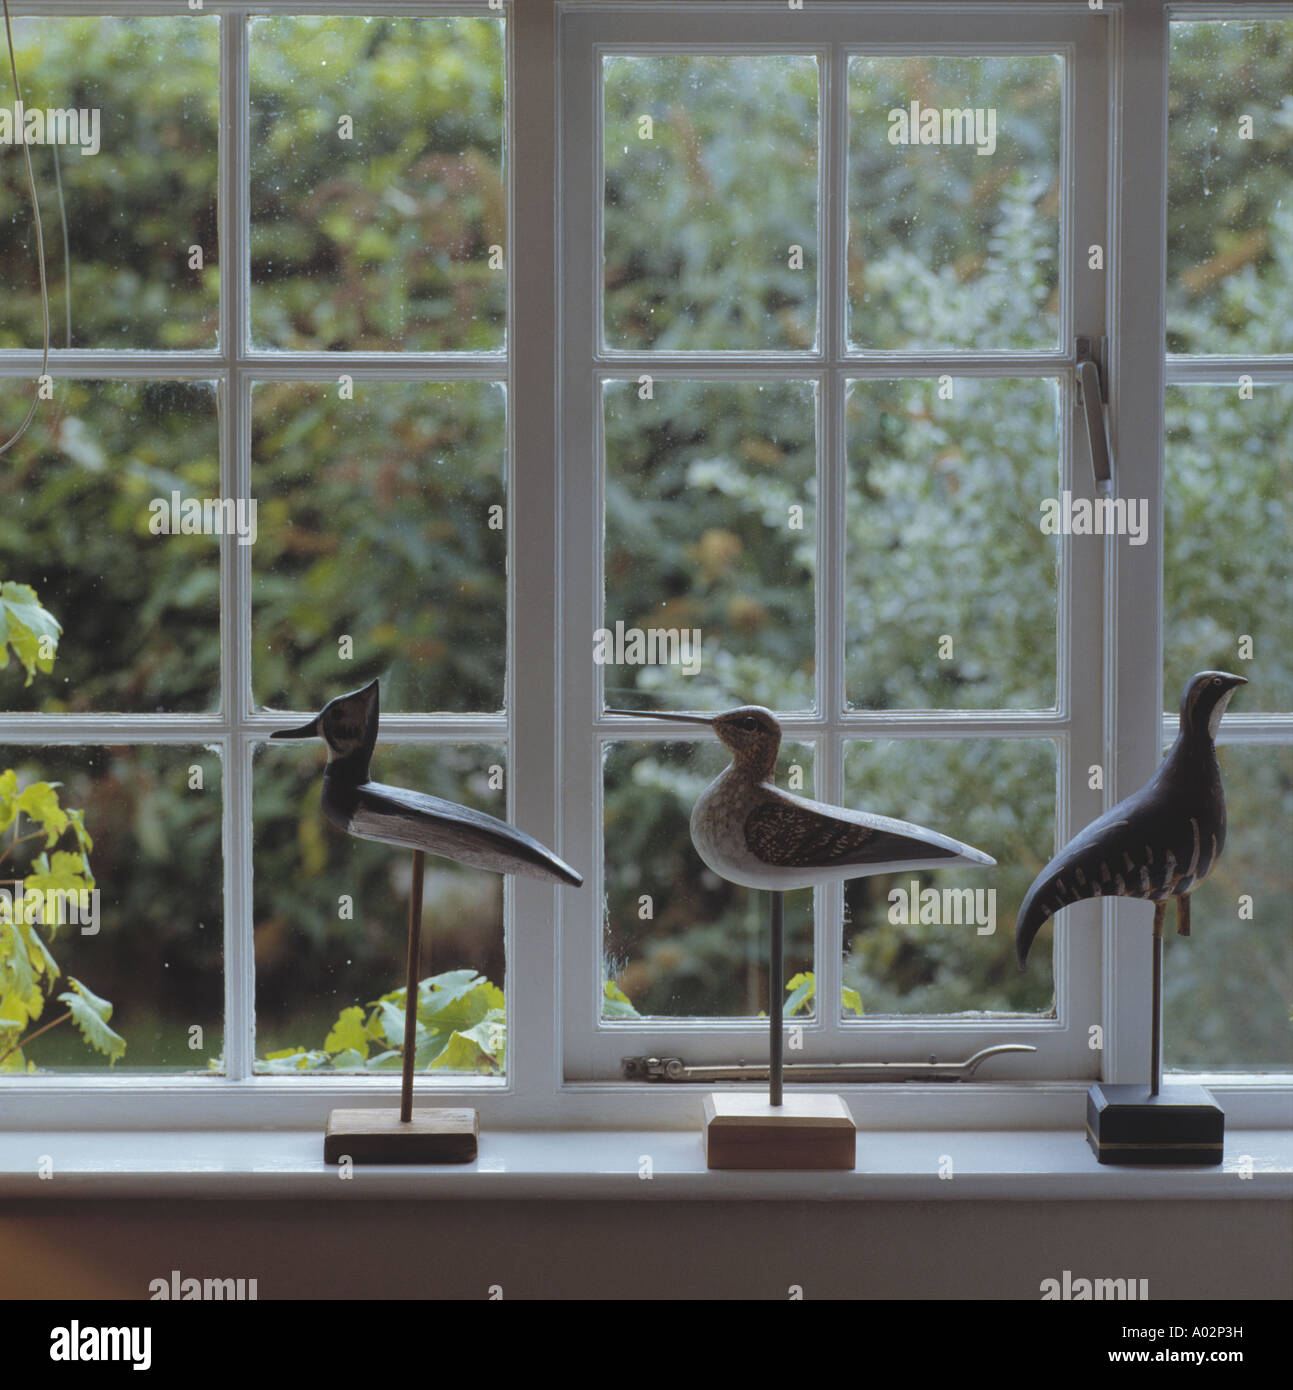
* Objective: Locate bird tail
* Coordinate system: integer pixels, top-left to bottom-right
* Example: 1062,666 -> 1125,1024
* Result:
1015,874 -> 1064,969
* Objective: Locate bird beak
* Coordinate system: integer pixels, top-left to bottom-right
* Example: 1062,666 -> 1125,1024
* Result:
270,716 -> 320,740
1221,673 -> 1248,689
605,707 -> 715,727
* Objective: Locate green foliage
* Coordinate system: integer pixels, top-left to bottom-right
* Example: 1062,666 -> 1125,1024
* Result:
0,585 -> 123,1069
783,973 -> 865,1018
57,977 -> 126,1065
262,968 -> 504,1075
603,979 -> 642,1020
0,582 -> 62,685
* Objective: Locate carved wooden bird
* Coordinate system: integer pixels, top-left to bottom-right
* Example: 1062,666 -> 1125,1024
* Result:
272,679 -> 581,886
1015,670 -> 1246,968
607,704 -> 994,889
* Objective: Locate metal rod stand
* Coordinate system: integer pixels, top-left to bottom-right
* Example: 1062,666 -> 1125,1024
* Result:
400,850 -> 426,1123
1150,900 -> 1165,1098
769,891 -> 784,1107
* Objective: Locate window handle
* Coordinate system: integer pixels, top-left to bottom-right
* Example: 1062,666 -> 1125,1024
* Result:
1076,336 -> 1113,498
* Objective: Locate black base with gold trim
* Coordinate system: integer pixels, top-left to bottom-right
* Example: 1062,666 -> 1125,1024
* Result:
1085,1083 -> 1223,1166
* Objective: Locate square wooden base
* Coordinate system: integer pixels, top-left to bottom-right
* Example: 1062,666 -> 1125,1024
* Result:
703,1092 -> 856,1171
1085,1083 -> 1224,1166
323,1107 -> 479,1165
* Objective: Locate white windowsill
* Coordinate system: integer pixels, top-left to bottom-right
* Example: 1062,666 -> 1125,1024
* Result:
2,1128 -> 1289,1201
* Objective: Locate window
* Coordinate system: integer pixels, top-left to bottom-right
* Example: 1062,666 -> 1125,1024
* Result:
560,4 -> 1112,1089
0,1 -> 1287,1137
1161,12 -> 1291,1073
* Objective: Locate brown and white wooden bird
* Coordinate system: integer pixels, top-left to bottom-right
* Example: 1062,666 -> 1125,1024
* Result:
608,704 -> 994,890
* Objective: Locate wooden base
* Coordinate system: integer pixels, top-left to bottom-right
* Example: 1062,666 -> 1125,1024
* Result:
323,1107 -> 479,1165
1085,1083 -> 1224,1166
703,1092 -> 855,1171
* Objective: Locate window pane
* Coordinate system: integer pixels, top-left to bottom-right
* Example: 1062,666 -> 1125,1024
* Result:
0,381 -> 221,713
0,745 -> 222,1073
841,738 -> 1055,1016
1164,743 -> 1292,1072
844,377 -> 1060,711
254,742 -> 506,1075
250,16 -> 506,352
1167,19 -> 1293,355
1164,383 -> 1291,714
0,16 -> 218,350
847,54 -> 1062,351
252,380 -> 506,714
603,738 -> 814,1019
603,380 -> 816,713
603,54 -> 819,351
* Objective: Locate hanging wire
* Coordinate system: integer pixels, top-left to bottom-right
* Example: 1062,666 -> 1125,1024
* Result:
0,0 -> 52,456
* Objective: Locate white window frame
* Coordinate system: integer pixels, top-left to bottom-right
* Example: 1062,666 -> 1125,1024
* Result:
0,0 -> 1287,1138
559,2 -> 1112,1096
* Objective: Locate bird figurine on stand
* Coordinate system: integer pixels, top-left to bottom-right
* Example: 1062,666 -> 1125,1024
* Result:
1015,670 -> 1246,1164
273,679 -> 582,1163
607,704 -> 995,1169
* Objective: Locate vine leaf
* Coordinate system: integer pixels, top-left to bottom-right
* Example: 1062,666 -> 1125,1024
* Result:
57,977 -> 125,1064
0,582 -> 62,685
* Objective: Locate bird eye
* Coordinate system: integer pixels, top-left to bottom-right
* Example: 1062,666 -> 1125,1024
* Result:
1212,677 -> 1222,686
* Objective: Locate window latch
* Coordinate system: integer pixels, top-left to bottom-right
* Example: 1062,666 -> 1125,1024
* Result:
1075,335 -> 1114,498
621,1043 -> 1036,1085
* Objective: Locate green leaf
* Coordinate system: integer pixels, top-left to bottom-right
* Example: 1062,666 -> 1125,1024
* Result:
783,971 -> 816,1017
841,986 -> 865,1018
0,582 -> 62,685
323,1004 -> 369,1056
0,768 -> 18,834
65,808 -> 94,855
20,921 -> 60,983
15,783 -> 69,846
429,1027 -> 500,1075
602,979 -> 642,1019
57,977 -> 126,1063
0,921 -> 41,1016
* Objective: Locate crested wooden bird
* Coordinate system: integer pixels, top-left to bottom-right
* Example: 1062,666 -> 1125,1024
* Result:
274,679 -> 581,1156
607,703 -> 995,1110
1015,670 -> 1246,969
272,678 -> 582,887
607,704 -> 996,890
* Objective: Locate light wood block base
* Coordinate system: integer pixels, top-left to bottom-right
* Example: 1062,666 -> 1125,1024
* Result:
323,1108 -> 479,1165
703,1092 -> 855,1171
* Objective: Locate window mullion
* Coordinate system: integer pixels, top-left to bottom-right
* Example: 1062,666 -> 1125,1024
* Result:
219,9 -> 252,1082
1106,0 -> 1170,1086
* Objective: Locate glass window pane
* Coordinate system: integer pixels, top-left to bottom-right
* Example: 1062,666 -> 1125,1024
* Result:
1164,743 -> 1292,1072
252,380 -> 506,715
0,745 -> 222,1073
603,738 -> 814,1019
841,738 -> 1055,1016
254,742 -> 506,1075
603,380 -> 816,713
1164,383 -> 1291,715
847,54 -> 1062,352
1167,19 -> 1293,355
0,381 -> 221,713
844,377 -> 1060,711
0,16 -> 218,350
250,16 -> 506,352
603,54 -> 819,351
